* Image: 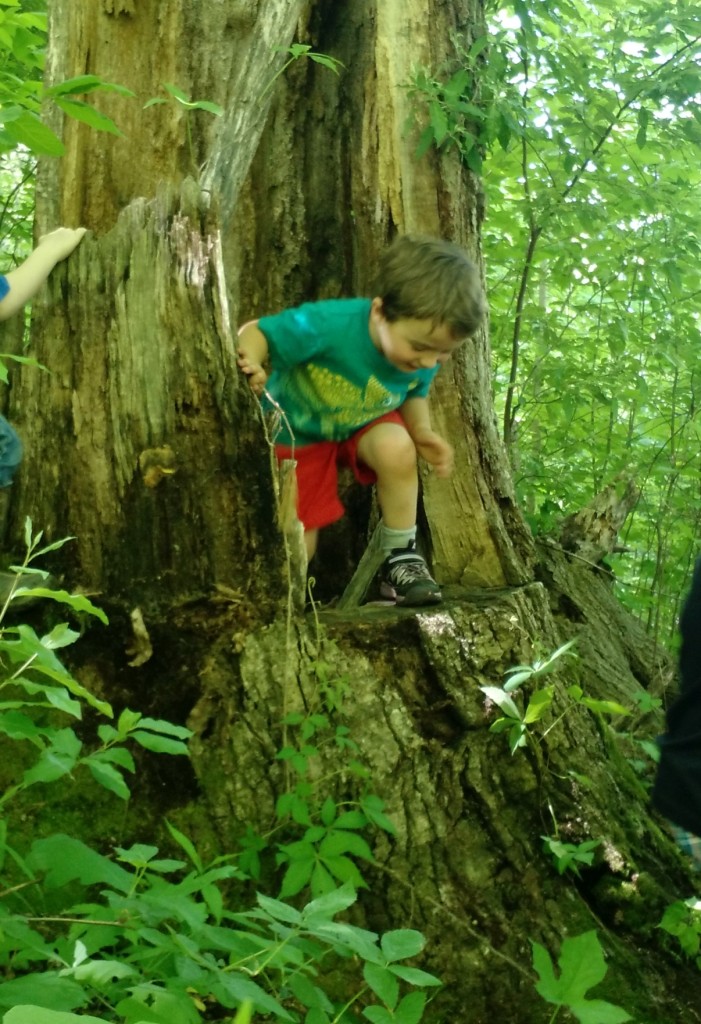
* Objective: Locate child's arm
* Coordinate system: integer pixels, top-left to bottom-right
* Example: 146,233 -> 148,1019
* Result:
400,396 -> 454,478
0,227 -> 87,321
237,320 -> 270,395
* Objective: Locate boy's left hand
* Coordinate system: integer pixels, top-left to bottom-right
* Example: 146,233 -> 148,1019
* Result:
412,429 -> 454,477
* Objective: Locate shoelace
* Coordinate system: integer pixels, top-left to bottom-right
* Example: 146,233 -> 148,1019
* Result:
388,557 -> 434,585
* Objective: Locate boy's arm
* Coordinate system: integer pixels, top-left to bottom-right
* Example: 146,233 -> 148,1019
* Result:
0,227 -> 87,321
400,395 -> 454,478
237,320 -> 270,395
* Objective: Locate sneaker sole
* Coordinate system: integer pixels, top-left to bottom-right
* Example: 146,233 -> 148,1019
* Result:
380,583 -> 442,606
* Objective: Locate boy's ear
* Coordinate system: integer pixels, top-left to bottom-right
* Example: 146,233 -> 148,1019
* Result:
370,296 -> 384,317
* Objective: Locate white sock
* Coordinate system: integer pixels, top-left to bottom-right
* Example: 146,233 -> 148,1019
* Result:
379,523 -> 417,557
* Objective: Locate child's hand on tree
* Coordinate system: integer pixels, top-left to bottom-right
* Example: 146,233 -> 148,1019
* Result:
237,351 -> 268,394
413,429 -> 454,477
37,227 -> 88,262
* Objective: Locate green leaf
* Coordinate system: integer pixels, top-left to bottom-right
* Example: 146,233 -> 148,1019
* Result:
3,1009 -> 106,1024
136,716 -> 192,739
115,989 -> 201,1024
129,730 -> 189,755
523,687 -> 554,724
394,991 -> 427,1024
380,929 -> 425,962
40,622 -> 80,650
287,975 -> 334,1013
164,819 -> 203,871
0,976 -> 87,1011
12,587 -> 108,624
86,758 -> 130,799
162,81 -> 191,103
257,892 -> 303,924
89,746 -> 136,772
114,842 -> 159,867
188,99 -> 224,115
363,963 -> 399,1009
335,809 -> 367,829
360,794 -> 397,835
579,697 -> 629,716
2,111 -> 63,155
389,965 -> 442,987
320,796 -> 336,825
231,1002 -> 254,1024
362,1007 -> 394,1024
211,971 -> 294,1020
22,728 -> 81,786
320,853 -> 366,888
308,53 -> 343,74
303,881 -> 358,920
54,96 -> 123,136
429,101 -> 449,145
117,707 -> 142,733
569,1000 -> 632,1023
503,668 -> 534,691
66,958 -> 136,987
46,74 -> 135,98
319,829 -> 375,861
532,931 -> 607,1004
280,856 -> 314,897
480,685 -> 521,719
27,834 -> 133,893
304,920 -> 382,963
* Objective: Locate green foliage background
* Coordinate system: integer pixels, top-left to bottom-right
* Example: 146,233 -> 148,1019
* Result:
413,0 -> 701,645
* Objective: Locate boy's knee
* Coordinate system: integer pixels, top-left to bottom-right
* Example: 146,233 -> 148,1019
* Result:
372,429 -> 417,475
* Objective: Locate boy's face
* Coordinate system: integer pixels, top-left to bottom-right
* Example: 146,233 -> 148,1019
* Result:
369,298 -> 465,373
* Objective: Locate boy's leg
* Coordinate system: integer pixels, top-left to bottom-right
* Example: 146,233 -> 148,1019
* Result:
305,528 -> 319,561
354,420 -> 441,606
356,420 -> 418,531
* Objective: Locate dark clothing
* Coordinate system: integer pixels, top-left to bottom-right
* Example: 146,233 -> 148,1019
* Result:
652,557 -> 701,836
0,415 -> 21,486
0,275 -> 22,486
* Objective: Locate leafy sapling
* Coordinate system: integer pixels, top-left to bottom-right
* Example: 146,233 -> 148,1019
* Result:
542,835 -> 602,877
481,640 -> 630,755
261,43 -> 345,98
144,83 -> 224,174
480,640 -> 578,754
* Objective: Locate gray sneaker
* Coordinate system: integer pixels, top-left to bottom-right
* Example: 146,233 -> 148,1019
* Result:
380,545 -> 442,606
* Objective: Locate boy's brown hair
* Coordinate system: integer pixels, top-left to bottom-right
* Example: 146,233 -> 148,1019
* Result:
375,234 -> 486,338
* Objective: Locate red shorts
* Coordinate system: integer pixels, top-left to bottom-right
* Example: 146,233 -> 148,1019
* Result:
276,411 -> 405,530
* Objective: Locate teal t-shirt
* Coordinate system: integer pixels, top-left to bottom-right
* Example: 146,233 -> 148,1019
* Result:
257,298 -> 438,446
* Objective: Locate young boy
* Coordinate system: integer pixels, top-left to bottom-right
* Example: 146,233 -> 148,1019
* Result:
237,234 -> 486,607
0,226 -> 87,488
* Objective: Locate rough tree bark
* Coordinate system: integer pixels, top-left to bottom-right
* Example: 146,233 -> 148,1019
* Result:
5,1 -> 699,1021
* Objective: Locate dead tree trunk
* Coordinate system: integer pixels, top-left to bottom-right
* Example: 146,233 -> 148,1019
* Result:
4,1 -> 698,1021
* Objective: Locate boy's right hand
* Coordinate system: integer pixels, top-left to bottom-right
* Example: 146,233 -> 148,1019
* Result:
237,352 -> 268,395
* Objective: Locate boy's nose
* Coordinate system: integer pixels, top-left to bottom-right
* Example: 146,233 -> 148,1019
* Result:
419,354 -> 440,368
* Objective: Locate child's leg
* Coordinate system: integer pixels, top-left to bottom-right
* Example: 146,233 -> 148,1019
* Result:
353,418 -> 441,606
305,528 -> 319,561
355,420 -> 418,533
